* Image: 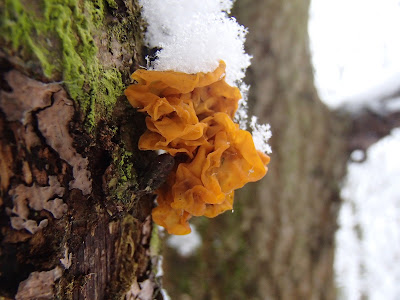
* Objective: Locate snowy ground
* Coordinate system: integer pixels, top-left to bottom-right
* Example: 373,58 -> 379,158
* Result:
309,0 -> 400,299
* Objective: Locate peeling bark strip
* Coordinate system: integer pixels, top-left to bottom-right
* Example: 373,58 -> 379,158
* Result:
0,70 -> 92,196
9,176 -> 66,234
0,71 -> 88,236
37,90 -> 92,195
0,70 -> 59,124
0,70 -> 160,299
0,70 -> 89,298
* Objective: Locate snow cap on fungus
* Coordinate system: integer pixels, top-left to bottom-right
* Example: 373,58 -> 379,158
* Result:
125,61 -> 270,235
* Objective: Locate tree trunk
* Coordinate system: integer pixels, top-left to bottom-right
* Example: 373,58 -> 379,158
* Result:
229,1 -> 346,299
162,1 -> 400,299
2,1 -> 399,300
162,1 -> 348,299
0,1 -> 165,299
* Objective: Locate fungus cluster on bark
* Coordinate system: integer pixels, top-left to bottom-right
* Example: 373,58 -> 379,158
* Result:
125,61 -> 270,234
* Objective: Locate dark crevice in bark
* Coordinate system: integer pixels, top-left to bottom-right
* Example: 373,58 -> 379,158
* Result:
0,0 -> 162,298
0,244 -> 36,297
0,58 -> 13,92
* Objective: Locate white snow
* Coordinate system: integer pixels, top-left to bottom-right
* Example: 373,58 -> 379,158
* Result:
309,0 -> 400,109
309,1 -> 400,299
166,225 -> 202,257
349,149 -> 365,163
250,116 -> 272,154
138,0 -> 271,153
336,129 -> 400,300
234,83 -> 250,129
137,1 -> 400,298
338,72 -> 400,113
385,96 -> 400,112
139,0 -> 251,86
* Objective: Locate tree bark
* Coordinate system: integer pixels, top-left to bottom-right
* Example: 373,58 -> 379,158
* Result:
0,1 -> 166,299
230,2 -> 346,298
161,1 -> 380,299
2,1 -> 399,300
347,109 -> 400,155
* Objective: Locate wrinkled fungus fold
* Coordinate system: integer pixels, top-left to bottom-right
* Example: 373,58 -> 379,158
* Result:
125,61 -> 270,235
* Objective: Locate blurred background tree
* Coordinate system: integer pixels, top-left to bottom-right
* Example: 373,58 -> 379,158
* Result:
162,0 -> 400,299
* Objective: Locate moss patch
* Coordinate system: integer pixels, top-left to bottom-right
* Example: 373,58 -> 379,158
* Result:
1,0 -> 129,130
114,148 -> 134,183
105,145 -> 138,208
149,224 -> 161,257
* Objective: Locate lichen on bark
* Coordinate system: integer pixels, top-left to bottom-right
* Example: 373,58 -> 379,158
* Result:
0,0 -> 165,299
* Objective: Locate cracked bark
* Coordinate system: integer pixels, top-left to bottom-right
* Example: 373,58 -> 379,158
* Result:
0,1 -> 164,299
2,1 -> 399,300
0,70 -> 163,299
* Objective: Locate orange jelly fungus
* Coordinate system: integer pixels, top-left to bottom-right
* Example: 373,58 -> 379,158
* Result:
125,61 -> 270,235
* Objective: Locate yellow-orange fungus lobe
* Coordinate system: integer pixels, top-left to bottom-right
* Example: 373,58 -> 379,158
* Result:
125,61 -> 270,235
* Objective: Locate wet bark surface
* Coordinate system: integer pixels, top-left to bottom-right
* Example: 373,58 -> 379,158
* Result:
0,1 -> 166,299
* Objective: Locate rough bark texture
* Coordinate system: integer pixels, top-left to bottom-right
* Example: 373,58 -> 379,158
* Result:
2,1 -> 399,300
0,0 -> 166,299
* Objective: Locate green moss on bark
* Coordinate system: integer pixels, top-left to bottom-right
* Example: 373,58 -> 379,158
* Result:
0,0 -> 133,130
109,146 -> 138,206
